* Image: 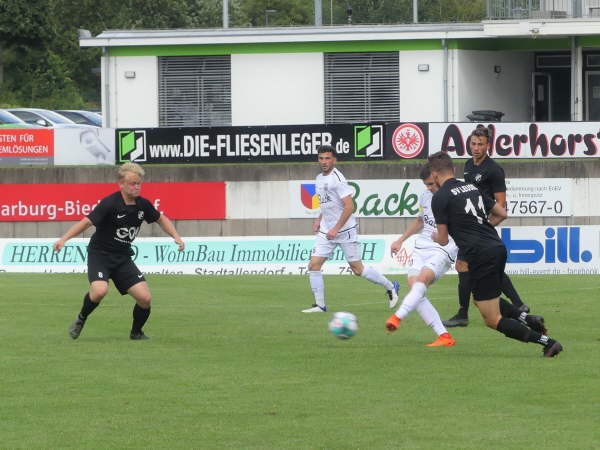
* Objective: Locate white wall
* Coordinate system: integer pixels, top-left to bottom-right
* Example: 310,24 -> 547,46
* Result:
105,56 -> 159,128
231,53 -> 324,126
455,50 -> 534,122
399,50 -> 445,121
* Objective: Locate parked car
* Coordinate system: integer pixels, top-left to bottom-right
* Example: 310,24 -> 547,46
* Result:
0,109 -> 44,128
54,110 -> 103,127
7,108 -> 91,129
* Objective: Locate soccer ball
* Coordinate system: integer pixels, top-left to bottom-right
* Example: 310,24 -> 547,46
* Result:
328,311 -> 358,339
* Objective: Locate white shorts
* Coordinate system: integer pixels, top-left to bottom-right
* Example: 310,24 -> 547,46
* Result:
311,227 -> 361,262
407,246 -> 455,282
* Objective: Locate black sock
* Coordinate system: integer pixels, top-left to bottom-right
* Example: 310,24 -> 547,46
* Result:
496,317 -> 543,343
501,273 -> 524,307
457,271 -> 471,317
132,304 -> 151,333
499,297 -> 521,320
78,293 -> 99,321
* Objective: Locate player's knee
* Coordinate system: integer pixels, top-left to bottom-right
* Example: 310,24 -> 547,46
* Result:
351,266 -> 362,276
484,315 -> 501,329
136,294 -> 152,309
90,286 -> 108,301
456,259 -> 468,272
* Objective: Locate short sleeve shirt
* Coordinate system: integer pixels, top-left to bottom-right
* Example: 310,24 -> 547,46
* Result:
415,189 -> 457,253
87,191 -> 161,255
316,168 -> 357,234
463,157 -> 506,207
431,178 -> 502,258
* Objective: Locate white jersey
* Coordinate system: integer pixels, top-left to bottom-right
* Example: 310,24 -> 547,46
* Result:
316,168 -> 357,234
415,190 -> 458,256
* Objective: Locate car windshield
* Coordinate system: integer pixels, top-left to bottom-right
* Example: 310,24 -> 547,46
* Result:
34,109 -> 75,124
0,110 -> 22,124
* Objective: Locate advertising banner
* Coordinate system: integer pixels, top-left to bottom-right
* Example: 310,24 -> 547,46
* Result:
0,182 -> 225,221
2,226 -> 596,275
114,123 -> 428,164
0,129 -> 54,165
430,122 -> 600,158
289,178 -> 572,218
289,179 -> 423,218
54,128 -> 115,165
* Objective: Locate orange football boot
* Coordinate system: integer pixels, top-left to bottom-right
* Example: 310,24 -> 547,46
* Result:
426,332 -> 456,347
385,315 -> 401,332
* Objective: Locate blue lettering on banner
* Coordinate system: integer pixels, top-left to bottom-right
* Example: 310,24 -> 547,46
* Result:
501,227 -> 592,264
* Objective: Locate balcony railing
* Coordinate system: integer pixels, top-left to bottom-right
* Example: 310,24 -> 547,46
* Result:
487,0 -> 600,19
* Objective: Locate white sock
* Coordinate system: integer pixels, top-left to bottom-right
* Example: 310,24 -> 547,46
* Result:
416,296 -> 448,336
308,271 -> 325,308
396,281 -> 427,320
361,266 -> 393,291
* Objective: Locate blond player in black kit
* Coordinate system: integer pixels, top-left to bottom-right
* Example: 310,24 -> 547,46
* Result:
53,162 -> 184,340
428,152 -> 562,357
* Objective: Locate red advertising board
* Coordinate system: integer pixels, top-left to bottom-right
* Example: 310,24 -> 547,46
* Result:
0,182 -> 225,221
0,129 -> 54,165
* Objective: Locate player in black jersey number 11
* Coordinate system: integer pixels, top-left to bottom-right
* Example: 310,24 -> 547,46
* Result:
428,152 -> 563,357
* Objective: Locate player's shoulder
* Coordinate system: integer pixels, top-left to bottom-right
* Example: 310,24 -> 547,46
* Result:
420,189 -> 433,204
331,167 -> 347,183
100,191 -> 122,206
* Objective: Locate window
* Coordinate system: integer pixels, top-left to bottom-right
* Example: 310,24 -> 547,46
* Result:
324,52 -> 400,124
158,55 -> 231,127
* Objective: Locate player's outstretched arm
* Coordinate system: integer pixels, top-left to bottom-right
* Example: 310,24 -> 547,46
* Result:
53,217 -> 93,252
391,217 -> 424,255
156,214 -> 185,251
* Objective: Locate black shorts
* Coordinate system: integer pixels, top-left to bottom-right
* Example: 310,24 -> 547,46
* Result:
466,245 -> 507,301
87,251 -> 145,295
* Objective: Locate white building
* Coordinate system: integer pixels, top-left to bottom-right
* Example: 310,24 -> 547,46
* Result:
81,17 -> 600,128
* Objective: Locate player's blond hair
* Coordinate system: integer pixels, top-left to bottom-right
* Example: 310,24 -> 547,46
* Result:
118,162 -> 145,180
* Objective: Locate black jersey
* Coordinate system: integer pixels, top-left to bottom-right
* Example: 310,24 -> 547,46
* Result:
431,178 -> 503,258
87,191 -> 161,255
463,157 -> 506,206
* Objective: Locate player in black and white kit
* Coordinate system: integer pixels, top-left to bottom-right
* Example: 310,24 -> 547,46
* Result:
428,151 -> 562,357
53,162 -> 184,340
443,125 -> 529,328
302,145 -> 399,313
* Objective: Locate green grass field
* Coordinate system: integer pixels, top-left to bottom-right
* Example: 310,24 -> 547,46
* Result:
1,273 -> 598,449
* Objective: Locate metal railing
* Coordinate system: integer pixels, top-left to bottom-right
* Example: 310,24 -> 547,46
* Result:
487,0 -> 600,19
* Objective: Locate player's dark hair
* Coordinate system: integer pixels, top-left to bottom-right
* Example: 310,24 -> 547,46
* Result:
317,144 -> 336,156
470,124 -> 493,143
428,151 -> 454,173
419,164 -> 431,180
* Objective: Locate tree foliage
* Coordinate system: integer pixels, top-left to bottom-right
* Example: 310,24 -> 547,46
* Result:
0,0 -> 485,109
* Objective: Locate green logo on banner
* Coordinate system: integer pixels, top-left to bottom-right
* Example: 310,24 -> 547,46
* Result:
118,130 -> 146,162
354,125 -> 383,158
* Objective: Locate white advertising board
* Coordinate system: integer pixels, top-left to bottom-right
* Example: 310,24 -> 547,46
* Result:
430,122 -> 600,159
54,128 -> 115,165
1,226 -> 598,275
288,179 -> 573,218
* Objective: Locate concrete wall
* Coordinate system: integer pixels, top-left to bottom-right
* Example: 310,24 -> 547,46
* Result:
2,160 -> 600,239
231,53 -> 324,126
455,50 -> 534,122
400,50 -> 445,121
104,55 -> 159,128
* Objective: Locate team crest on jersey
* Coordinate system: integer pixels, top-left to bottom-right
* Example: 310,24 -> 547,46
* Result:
98,272 -> 104,278
475,174 -> 482,183
138,211 -> 144,220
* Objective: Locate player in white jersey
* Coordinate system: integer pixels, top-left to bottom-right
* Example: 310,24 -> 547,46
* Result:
385,164 -> 458,346
302,145 -> 399,313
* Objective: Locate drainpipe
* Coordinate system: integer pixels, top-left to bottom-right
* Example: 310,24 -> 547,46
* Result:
442,38 -> 448,122
103,47 -> 110,128
223,0 -> 229,28
571,36 -> 580,121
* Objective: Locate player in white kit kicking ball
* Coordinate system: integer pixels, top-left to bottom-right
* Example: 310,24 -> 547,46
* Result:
385,164 -> 457,346
302,145 -> 399,313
